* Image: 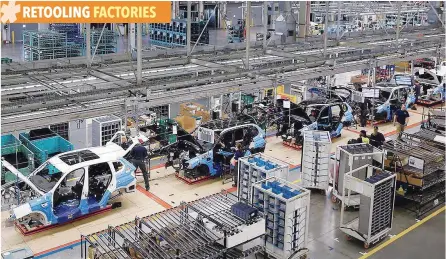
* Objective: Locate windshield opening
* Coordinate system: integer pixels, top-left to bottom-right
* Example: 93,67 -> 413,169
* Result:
30,162 -> 63,192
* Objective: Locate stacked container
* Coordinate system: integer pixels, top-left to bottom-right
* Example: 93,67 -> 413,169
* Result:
301,131 -> 331,191
252,177 -> 310,258
237,154 -> 289,203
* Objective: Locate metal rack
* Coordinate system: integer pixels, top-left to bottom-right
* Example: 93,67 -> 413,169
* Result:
81,192 -> 265,259
49,122 -> 70,141
92,115 -> 122,147
23,30 -> 68,61
149,19 -> 209,47
332,143 -> 384,207
301,131 -> 331,192
421,107 -> 445,131
1,134 -> 34,184
238,153 -> 289,203
340,165 -> 396,249
86,29 -> 117,55
383,132 -> 445,218
252,177 -> 310,259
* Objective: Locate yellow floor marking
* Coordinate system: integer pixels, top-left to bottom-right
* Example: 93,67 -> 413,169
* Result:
292,179 -> 301,184
359,206 -> 446,259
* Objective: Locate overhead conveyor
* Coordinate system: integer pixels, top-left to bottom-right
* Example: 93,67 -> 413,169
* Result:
1,26 -> 444,133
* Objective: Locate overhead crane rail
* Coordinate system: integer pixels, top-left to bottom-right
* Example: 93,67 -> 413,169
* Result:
1,28 -> 445,133
1,25 -> 440,75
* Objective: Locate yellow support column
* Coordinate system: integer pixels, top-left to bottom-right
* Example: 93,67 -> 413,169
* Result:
11,31 -> 14,44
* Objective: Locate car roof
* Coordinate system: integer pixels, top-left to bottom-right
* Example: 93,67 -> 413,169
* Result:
48,143 -> 125,173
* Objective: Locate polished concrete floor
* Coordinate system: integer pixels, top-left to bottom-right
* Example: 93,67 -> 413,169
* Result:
369,209 -> 445,259
2,108 -> 445,259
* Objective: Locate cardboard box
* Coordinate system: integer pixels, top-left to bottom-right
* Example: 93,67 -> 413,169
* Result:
175,115 -> 197,133
351,75 -> 368,84
180,102 -> 206,116
397,172 -> 423,187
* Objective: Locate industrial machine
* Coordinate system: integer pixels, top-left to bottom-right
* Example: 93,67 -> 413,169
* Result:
1,131 -> 148,235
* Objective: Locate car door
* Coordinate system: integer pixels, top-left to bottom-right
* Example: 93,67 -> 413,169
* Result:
317,106 -> 331,130
330,104 -> 343,130
52,168 -> 86,223
87,162 -> 113,210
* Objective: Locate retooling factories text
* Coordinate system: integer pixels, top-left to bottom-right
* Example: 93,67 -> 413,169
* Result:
22,6 -> 158,19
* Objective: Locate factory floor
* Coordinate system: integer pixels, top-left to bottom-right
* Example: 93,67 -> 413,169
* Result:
1,106 -> 445,259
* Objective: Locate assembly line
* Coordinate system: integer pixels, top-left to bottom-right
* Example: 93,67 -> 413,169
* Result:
1,1 -> 445,259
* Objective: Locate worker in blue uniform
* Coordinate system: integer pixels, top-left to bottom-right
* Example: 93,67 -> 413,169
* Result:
232,143 -> 244,187
131,144 -> 150,191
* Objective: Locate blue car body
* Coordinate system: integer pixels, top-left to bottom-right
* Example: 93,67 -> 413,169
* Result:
183,124 -> 266,177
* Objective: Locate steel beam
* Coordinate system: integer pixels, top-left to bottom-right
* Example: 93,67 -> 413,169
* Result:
263,1 -> 268,50
1,47 -> 439,133
246,1 -> 251,70
137,23 -> 142,85
265,49 -> 320,62
187,1 -> 192,56
86,24 -> 91,67
189,58 -> 239,72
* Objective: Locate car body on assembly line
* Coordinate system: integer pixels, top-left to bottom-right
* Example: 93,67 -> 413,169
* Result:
277,99 -> 354,145
2,131 -> 148,229
166,118 -> 266,181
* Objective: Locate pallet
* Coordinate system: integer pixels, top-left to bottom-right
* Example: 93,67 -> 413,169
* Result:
175,172 -> 212,185
416,99 -> 443,107
15,205 -> 113,236
282,141 -> 302,150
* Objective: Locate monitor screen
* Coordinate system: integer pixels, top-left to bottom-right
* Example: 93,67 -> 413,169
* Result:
394,75 -> 413,86
362,88 -> 380,98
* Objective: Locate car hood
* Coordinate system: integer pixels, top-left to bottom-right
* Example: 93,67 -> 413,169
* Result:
1,159 -> 44,196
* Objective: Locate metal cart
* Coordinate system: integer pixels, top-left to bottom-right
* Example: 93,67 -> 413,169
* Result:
340,165 -> 396,249
332,143 -> 384,208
